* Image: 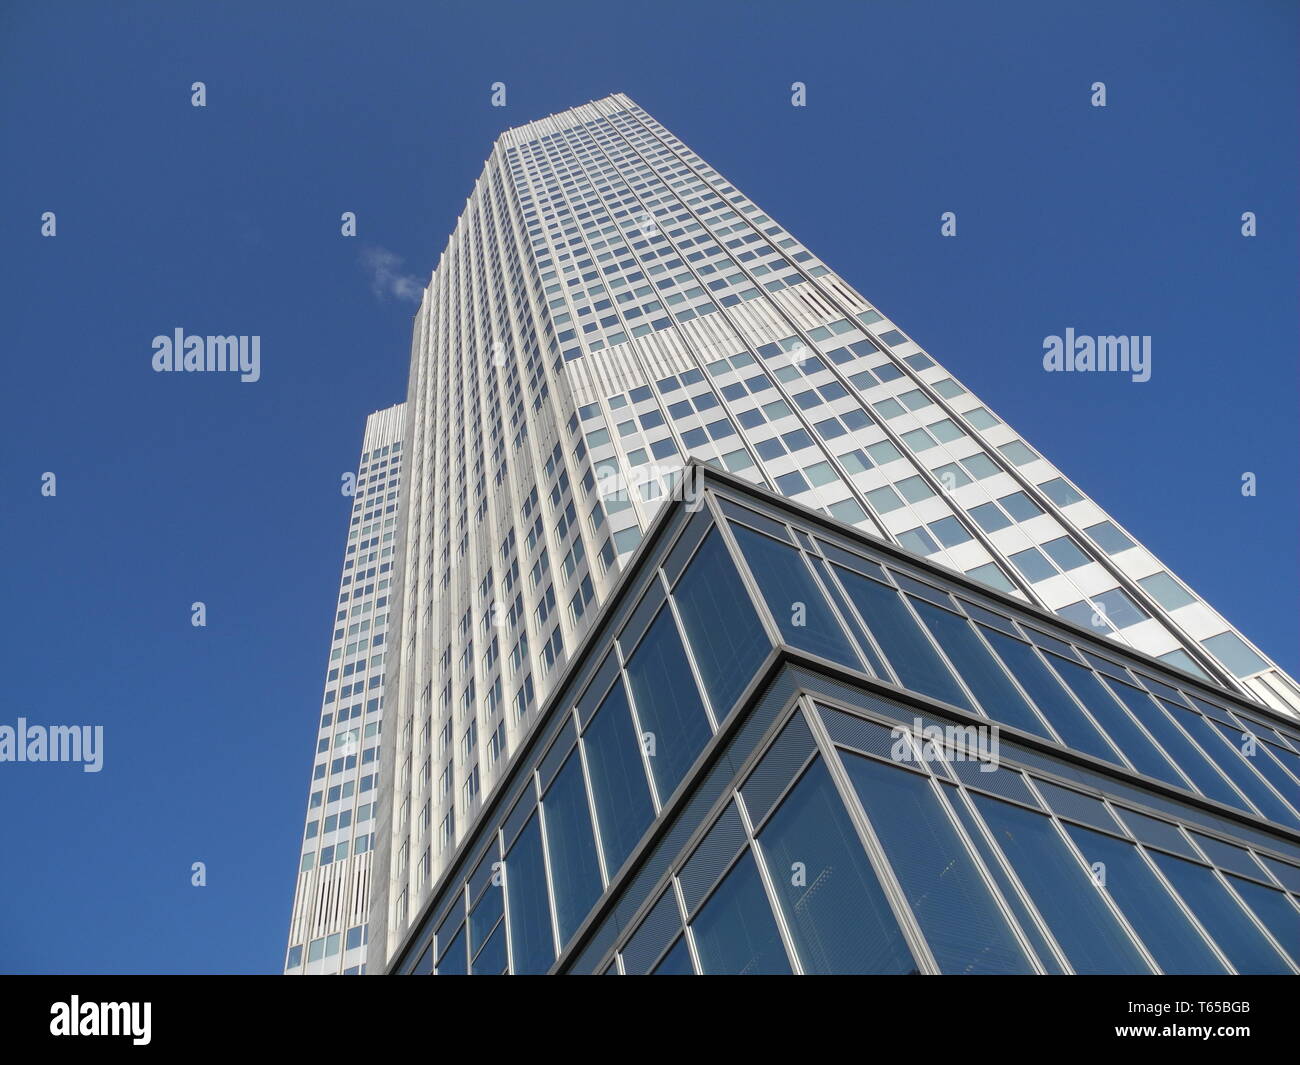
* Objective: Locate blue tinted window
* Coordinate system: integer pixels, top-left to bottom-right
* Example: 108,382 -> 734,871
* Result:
625,607 -> 713,800
504,814 -> 556,974
582,680 -> 656,875
651,936 -> 695,974
1166,705 -> 1300,829
1212,721 -> 1300,817
1226,876 -> 1300,966
1050,658 -> 1186,788
945,785 -> 1064,973
1062,825 -> 1227,974
435,926 -> 467,975
755,758 -> 918,974
1149,852 -> 1292,974
542,752 -> 604,945
844,752 -> 1033,974
834,567 -> 972,710
973,794 -> 1150,974
979,629 -> 1119,763
469,883 -> 503,962
471,921 -> 507,975
730,524 -> 862,669
672,528 -> 772,717
1103,683 -> 1249,811
909,599 -> 1051,738
689,850 -> 792,974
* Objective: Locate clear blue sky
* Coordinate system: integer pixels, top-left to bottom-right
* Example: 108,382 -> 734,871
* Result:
0,0 -> 1295,974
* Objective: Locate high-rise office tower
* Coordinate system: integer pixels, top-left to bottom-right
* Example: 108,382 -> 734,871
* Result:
284,402 -> 405,974
367,94 -> 1300,974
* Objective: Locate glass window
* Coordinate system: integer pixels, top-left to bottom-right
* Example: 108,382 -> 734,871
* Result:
730,524 -> 862,670
541,751 -> 604,945
928,516 -> 972,547
1061,824 -> 1227,974
689,851 -> 792,974
864,485 -> 903,514
1039,477 -> 1083,506
1009,547 -> 1056,583
625,606 -> 713,800
469,883 -> 504,968
1041,536 -> 1091,572
972,795 -> 1150,974
1226,876 -> 1300,966
1050,657 -> 1186,788
1137,571 -> 1195,611
998,492 -> 1043,521
1163,703 -> 1300,828
672,528 -> 771,717
1148,852 -> 1292,974
471,921 -> 507,975
979,629 -> 1118,762
755,758 -> 918,974
504,814 -> 555,974
909,599 -> 1051,738
843,752 -> 1033,974
834,567 -> 972,710
582,680 -> 655,875
1201,631 -> 1269,678
1084,521 -> 1136,555
898,526 -> 939,555
1103,684 -> 1248,811
969,502 -> 1011,533
435,925 -> 467,975
651,936 -> 695,974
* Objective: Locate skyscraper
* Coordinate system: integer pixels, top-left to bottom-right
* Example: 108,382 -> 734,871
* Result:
366,94 -> 1300,974
284,402 -> 405,974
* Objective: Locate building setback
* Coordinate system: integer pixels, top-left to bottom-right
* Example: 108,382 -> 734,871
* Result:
362,95 -> 1299,973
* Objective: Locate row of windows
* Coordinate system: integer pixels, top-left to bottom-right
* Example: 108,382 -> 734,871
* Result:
718,501 -> 1300,830
388,490 -> 1298,975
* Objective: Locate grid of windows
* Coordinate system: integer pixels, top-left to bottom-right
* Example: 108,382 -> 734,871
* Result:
369,94 -> 1299,970
284,403 -> 404,975
382,471 -> 1300,975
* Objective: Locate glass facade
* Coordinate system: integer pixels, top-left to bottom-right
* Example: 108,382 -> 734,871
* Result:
383,468 -> 1300,974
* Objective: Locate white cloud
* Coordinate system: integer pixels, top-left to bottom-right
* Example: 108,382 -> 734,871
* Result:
360,247 -> 423,303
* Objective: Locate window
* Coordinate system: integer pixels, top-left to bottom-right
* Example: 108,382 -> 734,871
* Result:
755,758 -> 918,974
971,795 -> 1149,974
504,814 -> 556,974
689,851 -> 791,974
624,607 -> 713,800
1039,477 -> 1083,506
1084,521 -> 1136,555
834,567 -> 972,710
1061,825 -> 1226,974
541,752 -> 603,945
1147,852 -> 1292,974
730,524 -> 861,670
910,599 -> 1051,738
1201,631 -> 1268,678
843,752 -> 1033,974
672,528 -> 770,717
1137,571 -> 1194,611
582,680 -> 655,874
979,629 -> 1118,763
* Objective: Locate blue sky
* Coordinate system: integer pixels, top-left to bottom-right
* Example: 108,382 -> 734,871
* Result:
0,0 -> 1295,974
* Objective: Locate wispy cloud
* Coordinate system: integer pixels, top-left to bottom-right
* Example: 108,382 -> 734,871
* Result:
360,246 -> 423,303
